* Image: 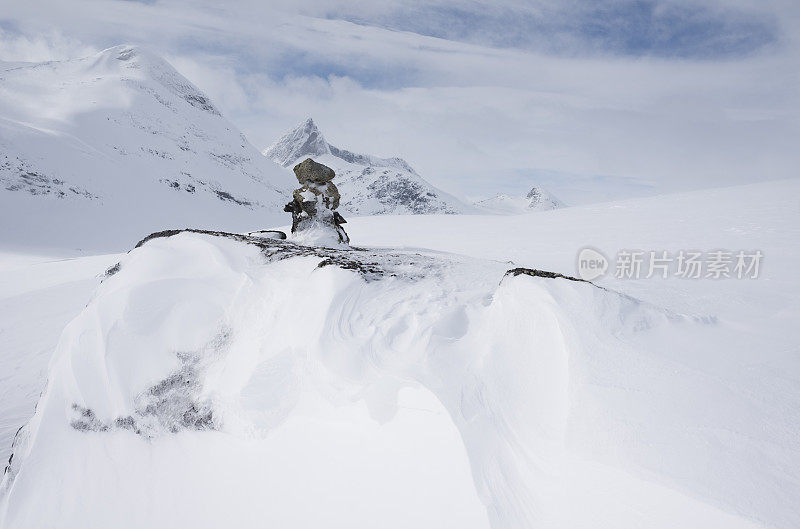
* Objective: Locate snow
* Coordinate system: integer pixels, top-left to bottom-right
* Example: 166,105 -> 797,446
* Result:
287,221 -> 349,248
343,178 -> 800,528
264,118 -> 475,215
0,234 -> 495,528
1,180 -> 798,529
0,46 -> 292,253
474,186 -> 565,214
0,251 -> 121,465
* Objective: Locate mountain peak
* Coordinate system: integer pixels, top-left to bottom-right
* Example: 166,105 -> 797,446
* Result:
0,46 -> 290,250
262,119 -> 474,215
96,45 -> 163,70
263,117 -> 330,167
474,186 -> 565,214
88,45 -> 222,116
525,186 -> 564,209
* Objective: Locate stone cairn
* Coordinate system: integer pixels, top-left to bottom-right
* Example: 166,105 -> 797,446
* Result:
283,158 -> 350,244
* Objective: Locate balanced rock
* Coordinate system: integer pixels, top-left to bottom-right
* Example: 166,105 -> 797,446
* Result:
293,158 -> 335,184
284,158 -> 349,245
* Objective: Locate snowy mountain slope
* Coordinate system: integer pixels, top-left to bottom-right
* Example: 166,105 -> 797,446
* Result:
474,186 -> 565,214
263,118 -> 474,215
0,46 -> 292,252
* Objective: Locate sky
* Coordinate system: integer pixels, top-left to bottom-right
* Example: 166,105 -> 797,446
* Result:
1,0 -> 798,204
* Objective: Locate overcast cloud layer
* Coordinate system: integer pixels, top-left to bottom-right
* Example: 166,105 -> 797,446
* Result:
1,0 -> 798,203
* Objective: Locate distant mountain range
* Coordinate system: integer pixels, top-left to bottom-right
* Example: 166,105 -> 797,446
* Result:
263,118 -> 475,216
474,187 -> 565,214
0,45 -> 292,251
0,46 -> 567,253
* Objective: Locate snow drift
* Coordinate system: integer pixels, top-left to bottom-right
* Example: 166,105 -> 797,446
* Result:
0,231 -> 791,529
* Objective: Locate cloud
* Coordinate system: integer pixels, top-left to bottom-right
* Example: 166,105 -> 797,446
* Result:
0,0 -> 798,202
0,27 -> 98,62
323,0 -> 780,59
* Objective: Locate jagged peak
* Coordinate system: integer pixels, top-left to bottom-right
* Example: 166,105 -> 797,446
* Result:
263,117 -> 421,176
526,186 -> 546,198
263,117 -> 330,167
525,186 -> 564,208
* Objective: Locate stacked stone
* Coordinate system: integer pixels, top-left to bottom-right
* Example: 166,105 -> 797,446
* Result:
283,158 -> 349,244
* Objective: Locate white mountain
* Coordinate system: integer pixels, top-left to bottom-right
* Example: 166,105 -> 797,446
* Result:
263,118 -> 474,216
0,45 -> 292,252
474,186 -> 565,214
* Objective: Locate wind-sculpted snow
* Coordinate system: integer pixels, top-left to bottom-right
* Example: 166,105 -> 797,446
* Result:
0,231 -> 785,529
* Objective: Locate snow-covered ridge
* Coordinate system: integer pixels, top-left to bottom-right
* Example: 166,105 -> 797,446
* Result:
327,144 -> 418,176
0,45 -> 292,251
1,229 -> 786,529
474,186 -> 564,214
263,118 -> 474,215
